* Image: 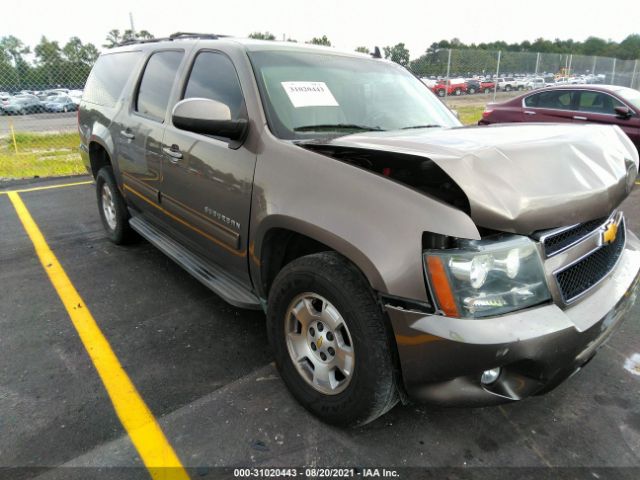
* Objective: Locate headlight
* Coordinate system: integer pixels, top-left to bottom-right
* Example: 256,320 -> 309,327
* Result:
424,236 -> 550,318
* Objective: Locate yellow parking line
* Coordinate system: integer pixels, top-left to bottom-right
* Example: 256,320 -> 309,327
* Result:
0,180 -> 93,195
7,191 -> 189,480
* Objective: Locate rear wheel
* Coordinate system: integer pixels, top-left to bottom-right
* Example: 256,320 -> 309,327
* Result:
454,88 -> 462,96
96,166 -> 133,244
505,85 -> 512,91
437,89 -> 446,97
468,87 -> 476,94
267,252 -> 399,427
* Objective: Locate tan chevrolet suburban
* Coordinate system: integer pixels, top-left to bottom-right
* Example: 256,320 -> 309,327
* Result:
78,33 -> 640,426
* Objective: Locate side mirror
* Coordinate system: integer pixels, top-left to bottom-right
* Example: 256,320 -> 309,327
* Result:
172,98 -> 248,141
614,106 -> 632,119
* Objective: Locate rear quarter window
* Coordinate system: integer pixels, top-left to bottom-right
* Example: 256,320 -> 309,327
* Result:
83,51 -> 142,107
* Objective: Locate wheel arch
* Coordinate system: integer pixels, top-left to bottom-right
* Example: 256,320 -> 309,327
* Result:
252,216 -> 386,301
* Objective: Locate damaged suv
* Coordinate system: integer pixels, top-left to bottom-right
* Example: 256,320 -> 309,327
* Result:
79,34 -> 640,427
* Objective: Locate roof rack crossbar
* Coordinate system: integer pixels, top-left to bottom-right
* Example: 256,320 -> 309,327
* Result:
117,32 -> 227,47
169,32 -> 226,40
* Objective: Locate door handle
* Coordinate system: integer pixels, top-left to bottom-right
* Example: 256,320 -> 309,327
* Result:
163,144 -> 183,160
120,130 -> 135,140
524,110 -> 536,115
573,116 -> 588,121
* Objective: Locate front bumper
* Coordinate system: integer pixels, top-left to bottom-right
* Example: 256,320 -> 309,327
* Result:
387,231 -> 640,406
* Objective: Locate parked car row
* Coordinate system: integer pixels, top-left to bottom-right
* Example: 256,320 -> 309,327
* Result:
0,89 -> 82,115
421,73 -> 606,96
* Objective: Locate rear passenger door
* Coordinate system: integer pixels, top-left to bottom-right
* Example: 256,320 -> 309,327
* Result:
522,89 -> 577,123
160,50 -> 256,287
117,49 -> 185,220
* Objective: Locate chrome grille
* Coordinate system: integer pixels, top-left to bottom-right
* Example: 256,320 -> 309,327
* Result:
541,217 -> 608,257
554,217 -> 626,304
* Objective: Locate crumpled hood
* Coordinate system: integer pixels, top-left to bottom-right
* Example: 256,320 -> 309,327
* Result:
326,123 -> 639,234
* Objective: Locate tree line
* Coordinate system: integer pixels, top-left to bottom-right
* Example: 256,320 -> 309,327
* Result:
427,35 -> 640,60
0,36 -> 99,91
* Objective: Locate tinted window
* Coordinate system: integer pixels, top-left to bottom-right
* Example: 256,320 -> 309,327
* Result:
136,50 -> 184,121
183,51 -> 245,119
524,90 -> 575,109
84,52 -> 142,107
577,91 -> 624,114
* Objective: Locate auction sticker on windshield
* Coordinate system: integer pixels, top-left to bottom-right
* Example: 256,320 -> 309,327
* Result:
281,81 -> 339,108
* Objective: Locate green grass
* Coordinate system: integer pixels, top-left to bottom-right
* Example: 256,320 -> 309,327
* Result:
0,132 -> 85,180
456,105 -> 485,125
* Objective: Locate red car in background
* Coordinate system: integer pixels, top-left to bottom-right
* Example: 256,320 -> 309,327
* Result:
479,85 -> 640,151
480,80 -> 496,93
431,79 -> 467,97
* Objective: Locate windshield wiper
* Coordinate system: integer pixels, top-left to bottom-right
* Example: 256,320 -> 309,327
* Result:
400,124 -> 443,130
293,123 -> 385,132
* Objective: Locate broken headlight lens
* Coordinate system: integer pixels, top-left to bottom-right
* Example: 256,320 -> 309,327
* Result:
424,236 -> 551,318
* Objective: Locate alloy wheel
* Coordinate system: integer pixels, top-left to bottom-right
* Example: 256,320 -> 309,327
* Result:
285,293 -> 355,395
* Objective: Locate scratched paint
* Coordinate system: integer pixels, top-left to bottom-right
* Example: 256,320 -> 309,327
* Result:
624,353 -> 640,376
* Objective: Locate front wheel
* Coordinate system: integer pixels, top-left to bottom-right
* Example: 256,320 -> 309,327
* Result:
96,166 -> 134,244
454,88 -> 462,96
267,252 -> 399,427
467,87 -> 476,94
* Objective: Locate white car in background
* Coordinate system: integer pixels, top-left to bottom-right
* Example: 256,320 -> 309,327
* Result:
68,89 -> 83,105
525,77 -> 546,89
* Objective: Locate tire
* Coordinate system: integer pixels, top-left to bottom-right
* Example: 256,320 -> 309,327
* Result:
437,89 -> 445,97
96,166 -> 133,244
484,88 -> 491,93
468,87 -> 476,94
267,252 -> 399,427
505,85 -> 512,92
454,88 -> 462,96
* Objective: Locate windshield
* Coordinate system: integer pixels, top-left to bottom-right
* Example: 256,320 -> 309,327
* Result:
248,50 -> 460,139
616,87 -> 640,110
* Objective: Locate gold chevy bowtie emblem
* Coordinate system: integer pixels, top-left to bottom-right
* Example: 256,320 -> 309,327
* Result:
602,219 -> 619,245
317,337 -> 323,348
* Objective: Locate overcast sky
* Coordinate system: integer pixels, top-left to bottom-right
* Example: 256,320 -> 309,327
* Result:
5,0 -> 639,58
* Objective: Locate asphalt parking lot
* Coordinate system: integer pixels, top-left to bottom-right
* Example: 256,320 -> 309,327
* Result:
1,176 -> 639,480
0,112 -> 77,134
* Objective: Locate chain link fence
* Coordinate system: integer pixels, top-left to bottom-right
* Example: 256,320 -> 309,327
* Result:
0,58 -> 90,179
1,45 -> 639,179
410,48 -> 640,103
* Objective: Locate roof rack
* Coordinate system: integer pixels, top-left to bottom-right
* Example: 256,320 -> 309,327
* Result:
118,32 -> 228,47
169,32 -> 227,40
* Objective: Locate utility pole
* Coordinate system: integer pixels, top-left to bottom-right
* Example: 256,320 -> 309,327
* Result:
129,12 -> 136,37
611,58 -> 616,85
493,50 -> 501,102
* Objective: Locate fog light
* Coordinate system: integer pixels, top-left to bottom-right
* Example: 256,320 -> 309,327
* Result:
481,367 -> 501,385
